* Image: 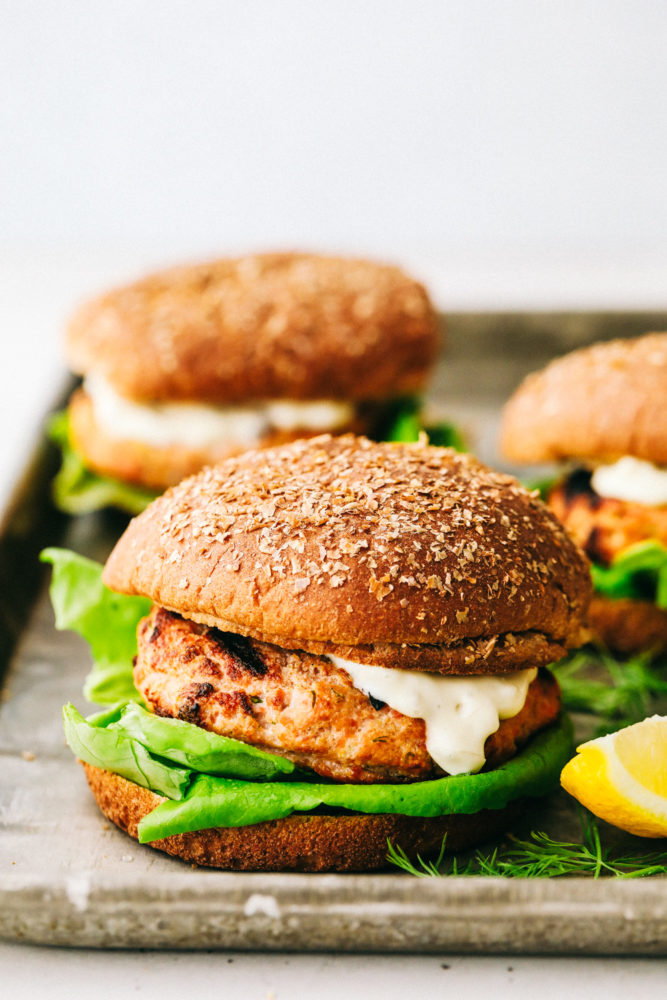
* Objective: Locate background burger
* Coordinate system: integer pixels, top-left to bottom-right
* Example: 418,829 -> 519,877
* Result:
500,332 -> 667,655
44,435 -> 589,871
50,253 -> 439,514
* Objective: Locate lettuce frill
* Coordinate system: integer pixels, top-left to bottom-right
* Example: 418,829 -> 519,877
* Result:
48,411 -> 159,515
591,540 -> 667,609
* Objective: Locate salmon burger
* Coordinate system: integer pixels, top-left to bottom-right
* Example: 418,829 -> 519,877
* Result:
51,253 -> 439,514
500,332 -> 667,655
51,435 -> 590,871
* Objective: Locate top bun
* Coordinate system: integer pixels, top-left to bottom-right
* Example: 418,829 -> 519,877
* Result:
501,333 -> 667,465
66,253 -> 438,405
103,435 -> 591,674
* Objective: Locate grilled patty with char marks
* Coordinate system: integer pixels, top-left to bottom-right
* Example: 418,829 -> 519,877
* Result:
134,607 -> 561,783
549,469 -> 667,566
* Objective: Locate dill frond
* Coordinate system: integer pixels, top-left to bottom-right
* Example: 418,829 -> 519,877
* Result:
387,810 -> 667,879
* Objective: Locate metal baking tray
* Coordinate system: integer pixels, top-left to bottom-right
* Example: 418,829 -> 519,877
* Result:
2,312 -> 666,954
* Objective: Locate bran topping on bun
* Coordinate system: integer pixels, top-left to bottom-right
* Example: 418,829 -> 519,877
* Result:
104,435 -> 591,670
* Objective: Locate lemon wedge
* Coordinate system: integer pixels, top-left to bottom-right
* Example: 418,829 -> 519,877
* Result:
560,715 -> 667,838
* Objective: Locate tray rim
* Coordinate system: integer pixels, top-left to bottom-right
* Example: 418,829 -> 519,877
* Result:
2,867 -> 666,954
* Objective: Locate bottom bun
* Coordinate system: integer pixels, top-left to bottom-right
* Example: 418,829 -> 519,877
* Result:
82,762 -> 522,872
587,595 -> 667,656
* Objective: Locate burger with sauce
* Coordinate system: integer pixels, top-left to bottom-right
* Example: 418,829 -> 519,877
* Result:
46,435 -> 589,871
500,332 -> 667,655
50,253 -> 439,514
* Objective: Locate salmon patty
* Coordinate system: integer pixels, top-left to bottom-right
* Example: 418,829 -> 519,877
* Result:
134,606 -> 561,784
549,469 -> 667,566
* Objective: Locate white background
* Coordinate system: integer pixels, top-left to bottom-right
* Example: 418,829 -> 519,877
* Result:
3,0 -> 667,279
2,1 -> 666,994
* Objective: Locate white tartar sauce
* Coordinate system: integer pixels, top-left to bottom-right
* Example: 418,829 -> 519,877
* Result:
591,456 -> 667,507
85,374 -> 355,449
329,655 -> 537,776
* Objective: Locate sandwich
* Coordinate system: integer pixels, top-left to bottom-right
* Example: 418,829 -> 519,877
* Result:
44,435 -> 589,871
500,332 -> 667,655
50,253 -> 439,514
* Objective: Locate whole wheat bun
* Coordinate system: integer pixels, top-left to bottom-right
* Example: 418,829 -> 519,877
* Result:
586,594 -> 667,656
500,333 -> 667,465
103,435 -> 591,673
82,762 -> 522,872
66,253 -> 438,405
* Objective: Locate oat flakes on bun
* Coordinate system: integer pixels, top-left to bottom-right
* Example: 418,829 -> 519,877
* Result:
500,332 -> 667,655
50,253 -> 438,515
48,435 -> 590,871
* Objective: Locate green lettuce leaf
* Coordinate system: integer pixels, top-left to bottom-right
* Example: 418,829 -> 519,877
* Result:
63,703 -> 191,800
65,690 -> 572,841
591,540 -> 667,608
380,397 -> 466,451
41,548 -> 150,704
48,410 -> 158,516
116,701 -> 295,779
522,475 -> 558,502
65,700 -> 296,789
137,715 -> 573,842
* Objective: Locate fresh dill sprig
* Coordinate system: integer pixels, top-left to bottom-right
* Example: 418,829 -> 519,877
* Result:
387,811 -> 667,879
387,836 -> 450,878
553,648 -> 667,737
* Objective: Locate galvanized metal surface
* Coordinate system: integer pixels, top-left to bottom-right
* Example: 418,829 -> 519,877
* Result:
1,313 -> 666,954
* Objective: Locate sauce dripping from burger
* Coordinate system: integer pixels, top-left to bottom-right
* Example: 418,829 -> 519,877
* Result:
329,656 -> 537,776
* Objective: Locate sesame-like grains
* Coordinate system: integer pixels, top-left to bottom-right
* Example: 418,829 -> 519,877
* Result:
104,435 -> 591,662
